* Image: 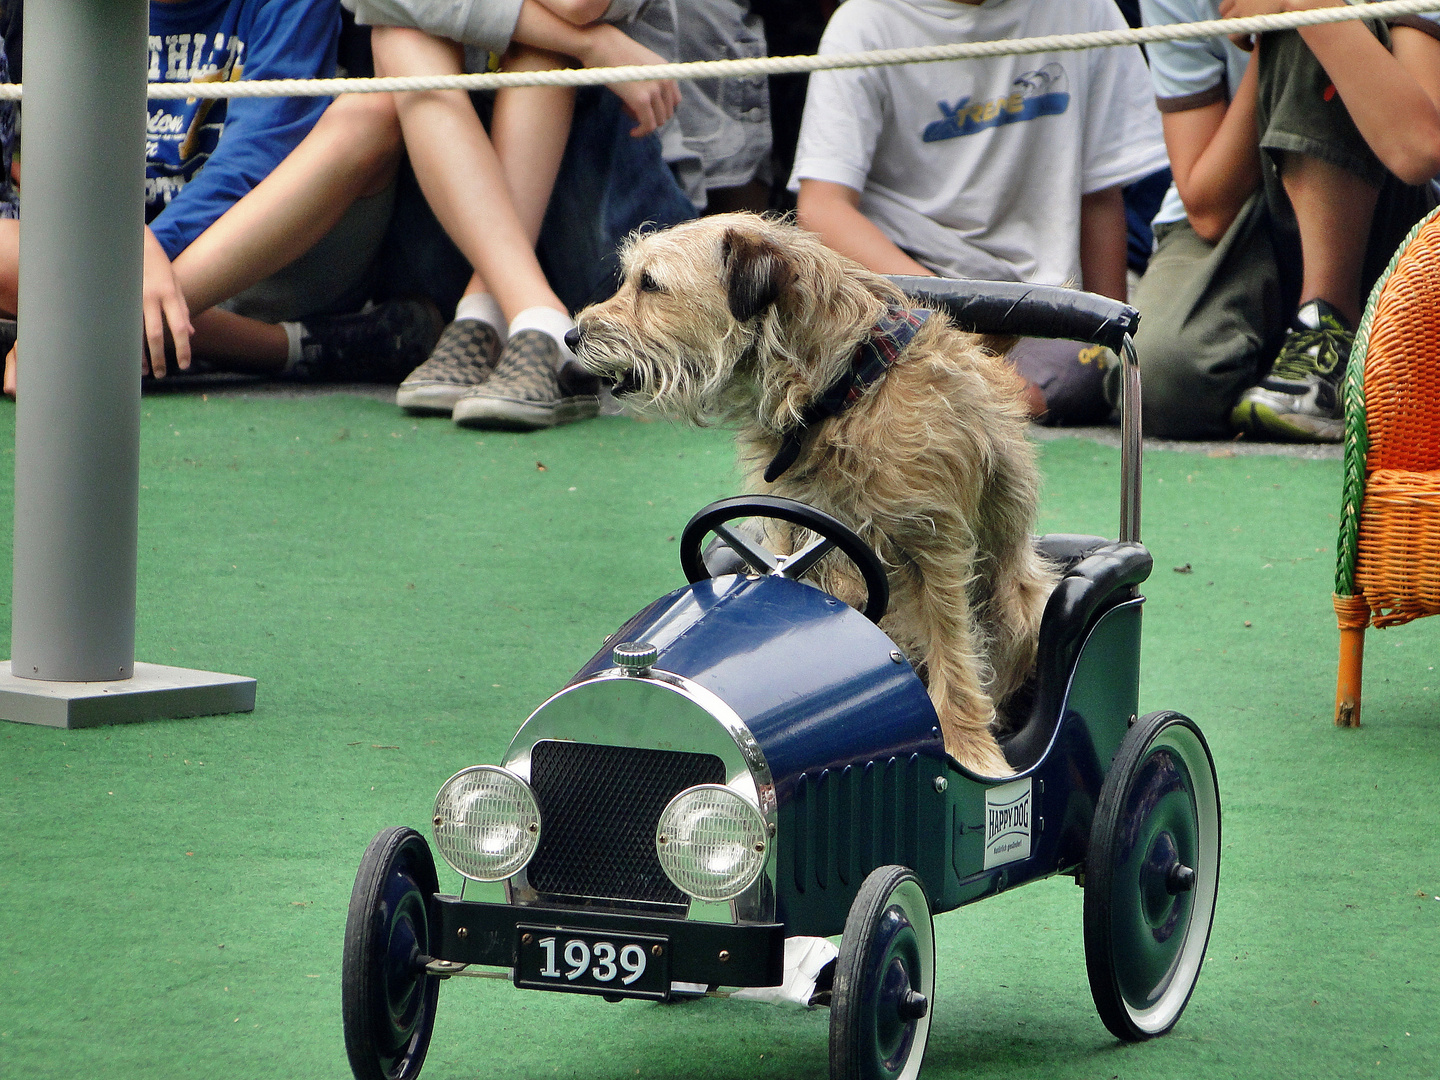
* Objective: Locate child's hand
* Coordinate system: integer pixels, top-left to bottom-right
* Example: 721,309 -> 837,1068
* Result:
4,340 -> 14,397
142,225 -> 193,379
581,25 -> 681,137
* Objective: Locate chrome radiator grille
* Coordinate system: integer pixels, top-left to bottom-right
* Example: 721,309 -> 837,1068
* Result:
527,740 -> 726,907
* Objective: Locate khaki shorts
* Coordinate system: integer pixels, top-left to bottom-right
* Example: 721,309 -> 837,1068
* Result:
220,180 -> 396,324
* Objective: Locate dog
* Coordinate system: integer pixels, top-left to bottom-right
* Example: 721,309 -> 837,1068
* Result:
569,213 -> 1057,777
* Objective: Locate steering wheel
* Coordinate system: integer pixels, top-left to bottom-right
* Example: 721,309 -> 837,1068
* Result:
679,495 -> 890,623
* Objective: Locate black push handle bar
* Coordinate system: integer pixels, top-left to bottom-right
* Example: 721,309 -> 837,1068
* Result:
886,276 -> 1140,356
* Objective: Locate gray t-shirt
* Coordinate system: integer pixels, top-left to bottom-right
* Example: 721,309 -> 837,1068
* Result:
791,0 -> 1167,285
342,0 -> 524,55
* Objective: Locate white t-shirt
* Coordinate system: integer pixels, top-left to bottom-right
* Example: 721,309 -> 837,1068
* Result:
789,0 -> 1168,286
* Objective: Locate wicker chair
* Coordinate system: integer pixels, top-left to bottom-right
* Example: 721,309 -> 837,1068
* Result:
1333,206 -> 1440,727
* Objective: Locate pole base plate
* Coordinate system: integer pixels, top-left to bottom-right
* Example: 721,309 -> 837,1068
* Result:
0,661 -> 255,728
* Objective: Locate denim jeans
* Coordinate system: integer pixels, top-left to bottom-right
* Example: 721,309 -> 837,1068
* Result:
537,87 -> 698,313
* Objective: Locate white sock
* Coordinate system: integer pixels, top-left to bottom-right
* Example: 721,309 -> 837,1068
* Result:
508,306 -> 577,368
280,321 -> 305,374
454,293 -> 507,342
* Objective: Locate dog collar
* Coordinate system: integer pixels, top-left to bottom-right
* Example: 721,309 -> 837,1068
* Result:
763,306 -> 931,483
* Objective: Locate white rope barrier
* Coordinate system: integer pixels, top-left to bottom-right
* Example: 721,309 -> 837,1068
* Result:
1,0 -> 1438,100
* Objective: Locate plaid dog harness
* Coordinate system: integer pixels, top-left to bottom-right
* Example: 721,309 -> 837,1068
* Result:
763,306 -> 931,483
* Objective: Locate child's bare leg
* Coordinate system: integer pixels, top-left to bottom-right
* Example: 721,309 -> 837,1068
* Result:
173,93 -> 402,317
445,47 -> 575,315
493,46 -> 575,246
0,218 -> 17,315
1280,152 -> 1379,327
5,95 -> 405,383
372,26 -> 565,321
187,308 -> 290,373
170,92 -> 403,371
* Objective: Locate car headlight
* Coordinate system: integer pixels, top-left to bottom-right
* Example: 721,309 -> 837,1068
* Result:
432,766 -> 541,881
655,784 -> 768,902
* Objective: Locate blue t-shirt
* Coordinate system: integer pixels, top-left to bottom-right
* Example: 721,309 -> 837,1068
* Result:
147,0 -> 340,259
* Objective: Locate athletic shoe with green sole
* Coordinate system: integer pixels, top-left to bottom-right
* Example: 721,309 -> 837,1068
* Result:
395,318 -> 503,414
1230,298 -> 1353,443
451,329 -> 600,431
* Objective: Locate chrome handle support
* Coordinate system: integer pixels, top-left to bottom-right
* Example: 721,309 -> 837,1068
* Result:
1118,335 -> 1142,544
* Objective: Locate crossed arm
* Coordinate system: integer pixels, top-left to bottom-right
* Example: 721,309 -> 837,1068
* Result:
1167,0 -> 1440,242
510,0 -> 680,138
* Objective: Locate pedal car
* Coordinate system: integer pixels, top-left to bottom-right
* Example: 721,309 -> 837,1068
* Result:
341,281 -> 1221,1080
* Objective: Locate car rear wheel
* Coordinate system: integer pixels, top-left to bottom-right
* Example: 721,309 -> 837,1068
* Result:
342,826 -> 441,1080
1084,711 -> 1220,1041
830,865 -> 934,1080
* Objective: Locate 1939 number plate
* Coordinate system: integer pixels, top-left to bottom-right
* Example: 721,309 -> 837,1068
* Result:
514,925 -> 670,1000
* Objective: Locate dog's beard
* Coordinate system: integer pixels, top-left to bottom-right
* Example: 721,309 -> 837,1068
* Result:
573,324 -> 751,425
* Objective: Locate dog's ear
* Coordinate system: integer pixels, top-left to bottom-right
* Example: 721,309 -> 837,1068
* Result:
722,229 -> 794,322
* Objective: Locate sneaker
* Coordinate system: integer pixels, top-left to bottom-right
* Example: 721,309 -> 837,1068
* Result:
290,299 -> 442,384
451,330 -> 601,430
1230,299 -> 1353,442
395,319 -> 503,414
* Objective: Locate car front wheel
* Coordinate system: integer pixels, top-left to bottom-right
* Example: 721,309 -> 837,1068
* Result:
342,826 -> 441,1080
830,865 -> 935,1080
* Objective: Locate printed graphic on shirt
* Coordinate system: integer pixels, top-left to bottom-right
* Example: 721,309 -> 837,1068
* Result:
145,32 -> 248,218
0,35 -> 16,221
923,64 -> 1070,143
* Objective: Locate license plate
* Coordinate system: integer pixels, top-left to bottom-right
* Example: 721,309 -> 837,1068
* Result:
514,925 -> 670,1000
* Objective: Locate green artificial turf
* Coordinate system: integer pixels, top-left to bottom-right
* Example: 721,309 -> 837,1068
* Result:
0,394 -> 1436,1080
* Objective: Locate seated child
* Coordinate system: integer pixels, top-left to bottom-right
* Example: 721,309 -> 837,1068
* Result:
1129,0 -> 1440,441
3,0 -> 423,394
349,0 -> 695,430
792,0 -> 1169,425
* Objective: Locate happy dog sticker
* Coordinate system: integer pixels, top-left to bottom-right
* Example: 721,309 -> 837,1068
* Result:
983,777 -> 1033,868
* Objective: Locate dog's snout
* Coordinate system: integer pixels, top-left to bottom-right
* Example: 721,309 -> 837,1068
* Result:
564,326 -> 583,352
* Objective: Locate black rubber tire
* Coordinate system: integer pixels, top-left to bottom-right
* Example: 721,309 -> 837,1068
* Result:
342,827 -> 442,1080
1083,711 -> 1221,1041
679,495 -> 890,623
830,866 -> 935,1080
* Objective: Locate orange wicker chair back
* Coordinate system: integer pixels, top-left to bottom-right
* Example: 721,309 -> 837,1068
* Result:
1333,206 -> 1440,727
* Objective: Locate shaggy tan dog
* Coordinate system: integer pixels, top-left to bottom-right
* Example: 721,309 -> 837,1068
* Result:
571,213 -> 1056,777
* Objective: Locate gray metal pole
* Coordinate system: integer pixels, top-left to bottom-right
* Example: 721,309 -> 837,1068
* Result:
11,0 -> 146,681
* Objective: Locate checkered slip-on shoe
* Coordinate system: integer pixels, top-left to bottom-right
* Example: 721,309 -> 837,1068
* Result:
395,318 -> 503,415
451,329 -> 601,431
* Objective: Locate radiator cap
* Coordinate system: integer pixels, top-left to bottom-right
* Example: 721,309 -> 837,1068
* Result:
612,640 -> 658,674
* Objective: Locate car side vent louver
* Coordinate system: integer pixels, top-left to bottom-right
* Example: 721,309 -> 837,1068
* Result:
789,755 -> 922,896
527,740 -> 727,908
